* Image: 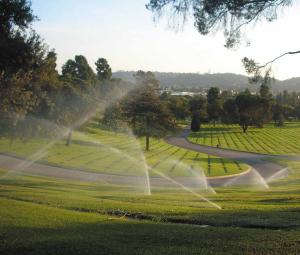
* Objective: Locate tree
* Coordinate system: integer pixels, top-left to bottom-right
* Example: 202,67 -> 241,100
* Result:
95,58 -> 112,83
123,71 -> 180,150
147,0 -> 299,84
271,103 -> 294,124
235,89 -> 272,132
62,55 -> 98,89
190,116 -> 200,133
189,94 -> 207,113
221,90 -> 233,102
206,87 -> 222,126
168,96 -> 190,121
292,105 -> 300,120
101,102 -> 126,136
260,84 -> 271,98
0,0 -> 43,76
146,0 -> 293,49
60,55 -> 100,146
276,114 -> 285,130
193,109 -> 209,129
159,91 -> 171,101
222,99 -> 239,124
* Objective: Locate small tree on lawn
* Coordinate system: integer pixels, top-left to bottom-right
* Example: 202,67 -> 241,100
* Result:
277,114 -> 285,131
190,116 -> 200,135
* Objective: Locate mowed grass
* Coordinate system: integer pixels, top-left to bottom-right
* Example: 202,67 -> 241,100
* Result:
188,122 -> 300,156
1,158 -> 300,254
0,120 -> 248,177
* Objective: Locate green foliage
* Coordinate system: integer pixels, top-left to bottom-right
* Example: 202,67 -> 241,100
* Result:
159,91 -> 171,101
221,99 -> 239,124
190,116 -> 200,133
0,0 -> 41,75
206,87 -> 222,126
235,89 -> 272,132
62,55 -> 98,87
276,114 -> 285,130
95,58 -> 112,83
146,0 -> 292,49
271,102 -> 294,123
101,102 -> 127,135
189,94 -> 207,113
123,71 -> 179,150
167,96 -> 190,121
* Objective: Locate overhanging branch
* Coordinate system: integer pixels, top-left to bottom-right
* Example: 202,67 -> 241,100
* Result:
259,50 -> 300,68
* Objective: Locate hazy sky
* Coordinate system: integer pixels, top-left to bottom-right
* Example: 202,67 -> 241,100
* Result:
31,0 -> 300,80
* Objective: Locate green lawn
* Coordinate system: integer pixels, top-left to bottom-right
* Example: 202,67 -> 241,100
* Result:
188,123 -> 300,156
0,120 -> 248,178
0,158 -> 300,254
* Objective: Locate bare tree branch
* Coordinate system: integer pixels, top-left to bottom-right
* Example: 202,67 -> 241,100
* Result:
259,50 -> 300,68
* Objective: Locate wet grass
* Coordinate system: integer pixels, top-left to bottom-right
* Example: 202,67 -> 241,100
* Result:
0,158 -> 300,254
188,122 -> 300,156
0,121 -> 248,177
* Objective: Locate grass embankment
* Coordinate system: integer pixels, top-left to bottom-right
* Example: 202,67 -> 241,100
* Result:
0,120 -> 247,178
188,123 -> 300,156
1,158 -> 300,254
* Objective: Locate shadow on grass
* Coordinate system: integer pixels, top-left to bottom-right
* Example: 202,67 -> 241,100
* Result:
258,198 -> 294,203
2,213 -> 300,255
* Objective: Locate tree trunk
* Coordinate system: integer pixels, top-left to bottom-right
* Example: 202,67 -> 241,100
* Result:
146,135 -> 149,151
214,118 -> 216,127
242,125 -> 248,133
66,131 -> 72,146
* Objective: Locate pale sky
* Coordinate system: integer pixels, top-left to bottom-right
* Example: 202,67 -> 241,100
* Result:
31,0 -> 300,81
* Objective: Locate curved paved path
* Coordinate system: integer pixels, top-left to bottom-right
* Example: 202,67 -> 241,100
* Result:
0,126 -> 295,188
164,125 -> 294,186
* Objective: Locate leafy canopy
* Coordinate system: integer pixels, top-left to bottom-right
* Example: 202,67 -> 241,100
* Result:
146,0 -> 293,49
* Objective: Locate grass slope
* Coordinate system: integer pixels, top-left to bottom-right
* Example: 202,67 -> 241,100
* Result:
1,158 -> 300,254
0,120 -> 248,177
188,123 -> 300,156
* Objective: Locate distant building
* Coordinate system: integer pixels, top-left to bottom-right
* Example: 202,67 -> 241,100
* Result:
171,92 -> 195,97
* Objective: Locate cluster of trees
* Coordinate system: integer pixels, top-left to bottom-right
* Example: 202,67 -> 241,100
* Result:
0,0 -> 134,144
161,84 -> 300,134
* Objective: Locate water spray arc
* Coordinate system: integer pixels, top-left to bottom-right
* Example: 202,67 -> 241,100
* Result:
150,168 -> 222,209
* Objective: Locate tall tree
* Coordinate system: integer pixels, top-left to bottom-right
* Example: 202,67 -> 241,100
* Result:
190,115 -> 200,133
0,0 -> 43,76
123,71 -> 179,150
62,55 -> 98,89
60,55 -> 99,145
95,58 -> 112,83
276,114 -> 285,131
206,87 -> 222,126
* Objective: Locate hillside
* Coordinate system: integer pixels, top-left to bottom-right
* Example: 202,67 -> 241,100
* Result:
112,71 -> 300,91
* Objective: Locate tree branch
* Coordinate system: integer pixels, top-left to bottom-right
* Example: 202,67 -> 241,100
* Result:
259,50 -> 300,68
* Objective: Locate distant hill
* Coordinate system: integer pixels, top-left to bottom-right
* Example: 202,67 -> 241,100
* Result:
112,71 -> 300,92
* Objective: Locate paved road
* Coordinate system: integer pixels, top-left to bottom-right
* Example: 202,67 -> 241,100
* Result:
164,125 -> 293,186
0,126 -> 294,188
